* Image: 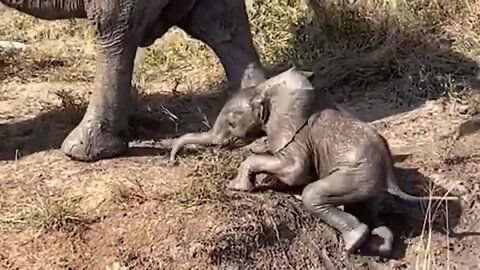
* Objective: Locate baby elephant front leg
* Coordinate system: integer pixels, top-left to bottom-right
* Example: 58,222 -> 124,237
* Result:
228,154 -> 287,192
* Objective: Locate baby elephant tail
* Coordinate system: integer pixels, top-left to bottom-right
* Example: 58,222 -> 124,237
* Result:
386,168 -> 459,202
378,133 -> 459,202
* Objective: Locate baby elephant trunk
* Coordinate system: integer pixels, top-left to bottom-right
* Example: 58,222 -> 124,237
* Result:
170,131 -> 214,161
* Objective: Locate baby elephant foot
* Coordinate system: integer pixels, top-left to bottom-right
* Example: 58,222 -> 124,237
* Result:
61,117 -> 128,162
227,175 -> 254,192
365,226 -> 394,257
343,223 -> 370,253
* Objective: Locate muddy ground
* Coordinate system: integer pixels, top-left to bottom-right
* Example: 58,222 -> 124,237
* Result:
1,9 -> 480,270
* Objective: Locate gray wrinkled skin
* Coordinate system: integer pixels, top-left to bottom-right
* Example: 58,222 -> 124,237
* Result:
0,0 -> 266,162
170,68 -> 459,256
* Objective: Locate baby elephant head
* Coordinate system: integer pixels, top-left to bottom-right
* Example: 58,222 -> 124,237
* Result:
169,88 -> 266,160
170,67 -> 316,161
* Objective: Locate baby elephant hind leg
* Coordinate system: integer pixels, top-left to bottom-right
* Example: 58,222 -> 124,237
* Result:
302,169 -> 382,253
345,198 -> 394,257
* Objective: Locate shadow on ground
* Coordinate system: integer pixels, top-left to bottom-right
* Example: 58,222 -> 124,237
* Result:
0,84 -> 228,161
374,167 -> 463,258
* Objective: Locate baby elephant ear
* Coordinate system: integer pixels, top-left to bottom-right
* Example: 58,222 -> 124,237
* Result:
256,67 -> 316,153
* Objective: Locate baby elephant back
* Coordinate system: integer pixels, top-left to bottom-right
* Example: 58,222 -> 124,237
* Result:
257,68 -> 317,153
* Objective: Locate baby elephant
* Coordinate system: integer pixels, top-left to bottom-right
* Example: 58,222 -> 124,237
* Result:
170,68 -> 459,256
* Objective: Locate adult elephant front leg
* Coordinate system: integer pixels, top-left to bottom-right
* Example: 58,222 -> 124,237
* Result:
61,34 -> 137,162
178,0 -> 266,91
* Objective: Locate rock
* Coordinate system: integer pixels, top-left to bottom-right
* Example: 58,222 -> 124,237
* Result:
0,41 -> 26,53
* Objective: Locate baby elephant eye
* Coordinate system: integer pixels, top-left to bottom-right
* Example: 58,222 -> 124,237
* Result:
229,122 -> 236,128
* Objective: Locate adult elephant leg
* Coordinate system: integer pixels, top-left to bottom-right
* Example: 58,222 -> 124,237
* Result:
177,0 -> 266,91
61,43 -> 137,162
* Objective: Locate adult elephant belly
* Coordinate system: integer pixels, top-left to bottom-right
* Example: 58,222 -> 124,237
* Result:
138,0 -> 197,48
0,0 -> 266,162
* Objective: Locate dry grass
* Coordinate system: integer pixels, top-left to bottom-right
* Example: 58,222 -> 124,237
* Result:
0,189 -> 87,234
106,177 -> 150,205
1,0 -> 480,269
174,150 -> 245,207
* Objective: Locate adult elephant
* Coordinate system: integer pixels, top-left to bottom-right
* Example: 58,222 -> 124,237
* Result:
1,0 -> 267,162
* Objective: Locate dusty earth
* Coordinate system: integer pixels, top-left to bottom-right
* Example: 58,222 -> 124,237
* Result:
1,8 -> 480,270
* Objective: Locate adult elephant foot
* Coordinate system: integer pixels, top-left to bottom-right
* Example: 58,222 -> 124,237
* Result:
61,116 -> 128,162
60,30 -> 137,162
